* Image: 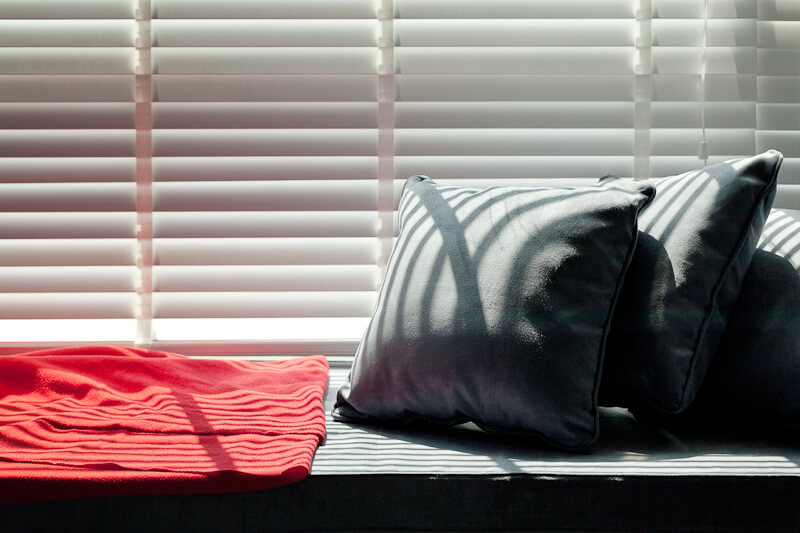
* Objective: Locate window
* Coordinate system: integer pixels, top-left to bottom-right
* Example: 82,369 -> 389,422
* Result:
1,0 -> 798,355
0,0 -> 139,348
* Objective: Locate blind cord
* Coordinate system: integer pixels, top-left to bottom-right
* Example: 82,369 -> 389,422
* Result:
698,0 -> 709,164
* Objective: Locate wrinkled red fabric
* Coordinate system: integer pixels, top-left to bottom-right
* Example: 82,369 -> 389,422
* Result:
0,346 -> 329,503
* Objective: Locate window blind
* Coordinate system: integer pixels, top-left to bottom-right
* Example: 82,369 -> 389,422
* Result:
650,0 -> 758,176
394,0 -> 637,191
1,0 -> 797,355
648,0 -> 799,200
757,0 -> 800,209
0,0 -> 139,351
148,0 -> 380,355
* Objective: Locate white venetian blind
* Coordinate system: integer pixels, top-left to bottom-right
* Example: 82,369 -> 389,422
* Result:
1,0 -> 797,355
393,0 -> 637,194
650,0 -> 759,177
148,0 -> 380,355
648,0 -> 800,207
0,0 -> 138,350
757,0 -> 800,209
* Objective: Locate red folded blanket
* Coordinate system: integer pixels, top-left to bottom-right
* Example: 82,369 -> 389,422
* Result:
0,346 -> 329,504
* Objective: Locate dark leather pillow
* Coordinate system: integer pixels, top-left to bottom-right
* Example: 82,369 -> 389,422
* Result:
334,176 -> 655,451
600,151 -> 783,414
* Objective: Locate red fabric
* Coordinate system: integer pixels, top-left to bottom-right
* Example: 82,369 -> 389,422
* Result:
0,346 -> 329,504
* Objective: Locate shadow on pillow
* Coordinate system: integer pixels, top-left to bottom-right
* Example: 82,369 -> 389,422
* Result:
335,176 -> 654,451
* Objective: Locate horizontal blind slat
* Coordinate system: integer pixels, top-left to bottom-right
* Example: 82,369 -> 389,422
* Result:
758,1 -> 800,21
0,293 -> 136,319
651,102 -> 755,128
0,320 -> 137,344
0,213 -> 136,238
155,212 -> 376,238
0,20 -> 136,46
0,103 -> 135,129
153,292 -> 377,318
152,0 -> 376,19
0,76 -> 135,102
395,157 -> 634,180
152,130 -> 377,157
152,20 -> 378,46
396,48 -> 633,75
395,75 -> 634,101
396,102 -> 634,128
756,131 -> 800,157
651,0 -> 756,19
153,156 -> 376,181
759,77 -> 800,102
775,185 -> 800,209
154,265 -> 378,292
395,129 -> 633,156
153,102 -> 377,129
0,240 -> 136,266
0,0 -> 135,19
153,48 -> 378,75
152,75 -> 377,102
651,19 -> 756,46
0,131 -> 135,157
153,181 -> 377,211
758,21 -> 800,47
650,129 -> 757,156
153,238 -> 376,266
757,104 -> 800,130
650,74 -> 757,101
0,183 -> 135,211
394,19 -> 634,46
0,48 -> 135,74
650,47 -> 756,75
758,49 -> 800,75
151,318 -> 368,350
395,0 -> 633,19
0,158 -> 135,182
0,266 -> 137,292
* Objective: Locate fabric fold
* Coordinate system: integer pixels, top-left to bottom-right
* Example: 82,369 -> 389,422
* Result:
0,346 -> 329,504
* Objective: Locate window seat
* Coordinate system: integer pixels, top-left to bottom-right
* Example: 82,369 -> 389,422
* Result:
2,362 -> 799,532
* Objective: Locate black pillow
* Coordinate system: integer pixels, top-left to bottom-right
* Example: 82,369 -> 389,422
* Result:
600,151 -> 783,414
334,176 -> 655,451
685,209 -> 800,427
